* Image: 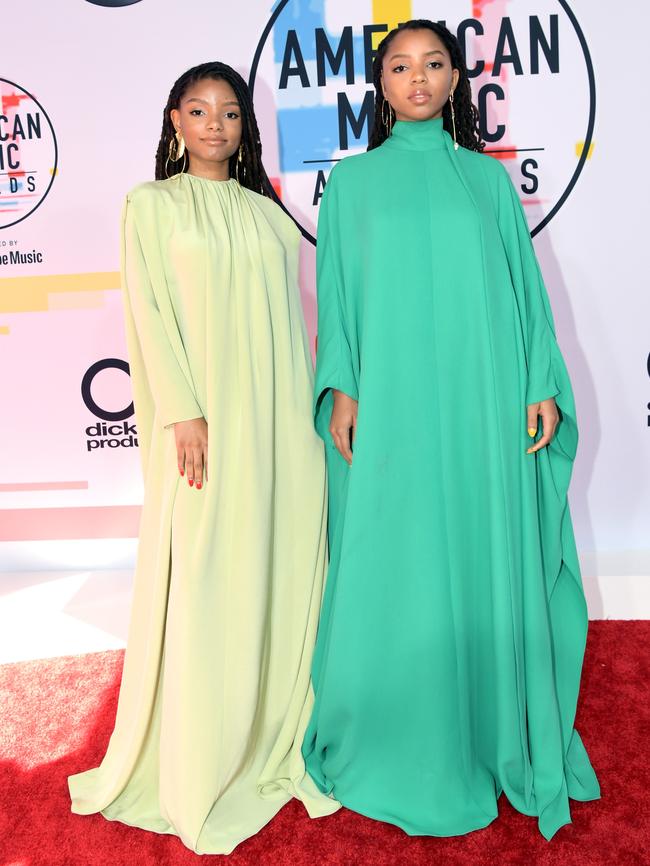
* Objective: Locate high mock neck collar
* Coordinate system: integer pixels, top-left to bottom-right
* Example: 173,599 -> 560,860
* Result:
383,116 -> 448,152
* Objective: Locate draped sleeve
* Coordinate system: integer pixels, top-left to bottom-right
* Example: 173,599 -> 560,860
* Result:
120,186 -> 203,473
494,163 -> 582,614
313,166 -> 359,440
493,163 -> 600,831
495,166 -> 578,462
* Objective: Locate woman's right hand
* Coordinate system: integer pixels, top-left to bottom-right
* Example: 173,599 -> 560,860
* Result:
329,390 -> 358,466
174,417 -> 208,489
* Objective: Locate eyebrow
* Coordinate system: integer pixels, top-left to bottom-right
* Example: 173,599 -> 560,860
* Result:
388,50 -> 445,61
184,97 -> 240,106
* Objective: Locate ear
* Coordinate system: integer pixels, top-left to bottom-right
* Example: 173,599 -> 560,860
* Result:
451,68 -> 460,93
380,72 -> 387,100
170,107 -> 181,134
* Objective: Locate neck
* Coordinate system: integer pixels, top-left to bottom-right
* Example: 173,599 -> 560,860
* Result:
394,108 -> 443,123
187,155 -> 231,181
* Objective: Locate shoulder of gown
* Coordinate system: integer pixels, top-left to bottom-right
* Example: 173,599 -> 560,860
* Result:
328,147 -> 388,185
455,145 -> 517,206
127,178 -> 170,199
240,185 -> 302,246
124,177 -> 188,214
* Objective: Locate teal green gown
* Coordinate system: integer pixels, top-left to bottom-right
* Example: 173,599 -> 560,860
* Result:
302,117 -> 600,840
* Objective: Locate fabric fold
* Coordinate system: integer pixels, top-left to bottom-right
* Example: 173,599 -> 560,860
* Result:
313,169 -> 360,441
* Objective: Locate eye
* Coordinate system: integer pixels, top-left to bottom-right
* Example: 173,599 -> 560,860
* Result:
427,61 -> 443,69
392,64 -> 407,73
225,111 -> 240,119
189,109 -> 205,116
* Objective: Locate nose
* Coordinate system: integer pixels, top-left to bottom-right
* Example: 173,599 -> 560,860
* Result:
411,66 -> 427,84
206,113 -> 223,131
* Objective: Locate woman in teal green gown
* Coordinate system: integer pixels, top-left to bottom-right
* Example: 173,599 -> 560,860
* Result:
302,20 -> 600,841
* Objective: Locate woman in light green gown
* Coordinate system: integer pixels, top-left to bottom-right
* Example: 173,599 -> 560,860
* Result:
303,21 -> 600,840
68,62 -> 337,854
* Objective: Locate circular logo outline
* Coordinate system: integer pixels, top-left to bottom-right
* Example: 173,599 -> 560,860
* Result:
81,358 -> 134,422
0,77 -> 59,231
249,0 -> 596,241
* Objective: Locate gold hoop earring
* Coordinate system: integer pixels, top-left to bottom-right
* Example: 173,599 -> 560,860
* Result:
449,90 -> 459,151
165,131 -> 187,178
175,131 -> 185,160
235,143 -> 245,184
381,98 -> 393,136
168,131 -> 185,163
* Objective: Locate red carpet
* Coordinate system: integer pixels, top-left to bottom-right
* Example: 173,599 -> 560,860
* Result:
0,621 -> 648,866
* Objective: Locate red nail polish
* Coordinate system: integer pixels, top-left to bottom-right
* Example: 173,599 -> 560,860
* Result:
180,469 -> 184,477
196,482 -> 202,490
188,479 -> 194,487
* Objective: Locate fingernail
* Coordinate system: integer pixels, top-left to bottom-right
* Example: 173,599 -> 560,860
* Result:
196,482 -> 202,490
188,479 -> 194,487
180,469 -> 184,477
526,448 -> 534,454
528,427 -> 537,438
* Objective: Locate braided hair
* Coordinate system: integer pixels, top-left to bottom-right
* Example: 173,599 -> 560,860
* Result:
154,61 -> 274,197
368,20 -> 484,153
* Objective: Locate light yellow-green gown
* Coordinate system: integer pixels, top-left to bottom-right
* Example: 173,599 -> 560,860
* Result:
68,174 -> 339,854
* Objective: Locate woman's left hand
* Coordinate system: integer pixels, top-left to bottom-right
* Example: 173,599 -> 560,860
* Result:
526,398 -> 559,454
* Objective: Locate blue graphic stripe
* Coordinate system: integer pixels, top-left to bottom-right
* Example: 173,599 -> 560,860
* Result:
278,104 -> 370,171
273,0 -> 323,61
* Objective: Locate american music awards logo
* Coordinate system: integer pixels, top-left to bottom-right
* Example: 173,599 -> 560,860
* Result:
0,78 -> 58,230
249,0 -> 595,243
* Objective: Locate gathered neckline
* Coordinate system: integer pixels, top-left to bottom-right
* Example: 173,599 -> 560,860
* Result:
183,173 -> 237,185
383,116 -> 448,152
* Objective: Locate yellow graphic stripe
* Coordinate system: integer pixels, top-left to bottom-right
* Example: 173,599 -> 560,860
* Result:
372,0 -> 412,35
48,290 -> 106,310
0,325 -> 9,335
0,271 -> 120,313
575,140 -> 595,159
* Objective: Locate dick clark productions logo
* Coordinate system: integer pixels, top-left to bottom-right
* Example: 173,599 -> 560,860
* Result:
81,358 -> 139,453
249,0 -> 595,243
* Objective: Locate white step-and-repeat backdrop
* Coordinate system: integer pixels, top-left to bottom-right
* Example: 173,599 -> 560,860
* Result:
0,0 -> 648,616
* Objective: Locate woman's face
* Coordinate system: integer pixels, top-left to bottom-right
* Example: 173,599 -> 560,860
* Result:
381,28 -> 459,122
170,77 -> 242,172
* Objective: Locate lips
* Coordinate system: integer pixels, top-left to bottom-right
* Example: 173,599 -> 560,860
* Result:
202,138 -> 228,145
408,91 -> 431,103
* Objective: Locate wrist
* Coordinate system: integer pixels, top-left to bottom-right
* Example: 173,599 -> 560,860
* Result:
333,389 -> 357,405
